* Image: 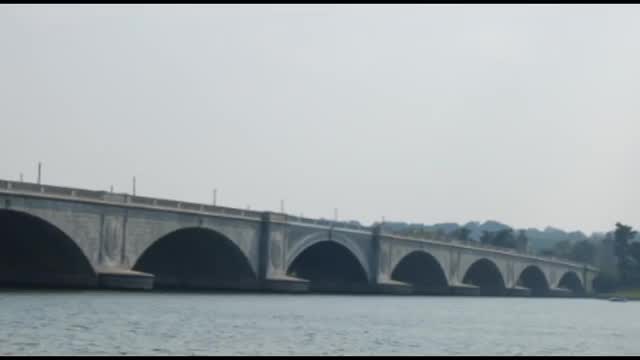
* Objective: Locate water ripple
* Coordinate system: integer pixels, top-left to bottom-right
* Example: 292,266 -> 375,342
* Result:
0,292 -> 638,355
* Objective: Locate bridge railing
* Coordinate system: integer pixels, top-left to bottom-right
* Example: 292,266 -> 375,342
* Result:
284,214 -> 372,232
127,195 -> 263,219
0,180 -> 264,220
4,181 -> 48,193
1,180 -> 106,200
130,195 -> 156,206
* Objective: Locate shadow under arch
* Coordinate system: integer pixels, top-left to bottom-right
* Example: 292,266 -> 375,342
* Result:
462,258 -> 506,296
0,209 -> 97,288
132,227 -> 257,291
286,240 -> 370,293
557,271 -> 585,295
391,251 -> 449,294
516,265 -> 550,296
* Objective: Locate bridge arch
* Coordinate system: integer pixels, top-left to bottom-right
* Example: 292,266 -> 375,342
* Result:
557,270 -> 585,295
0,209 -> 97,288
286,231 -> 370,279
461,258 -> 506,296
390,250 -> 449,294
286,236 -> 370,293
132,227 -> 257,290
516,265 -> 550,296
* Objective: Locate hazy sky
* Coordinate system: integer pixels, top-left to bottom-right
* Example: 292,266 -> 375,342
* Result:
1,5 -> 638,234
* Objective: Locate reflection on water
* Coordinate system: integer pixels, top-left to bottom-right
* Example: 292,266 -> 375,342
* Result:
0,289 -> 638,355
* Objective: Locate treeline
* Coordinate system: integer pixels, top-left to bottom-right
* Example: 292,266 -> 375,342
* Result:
384,220 -> 640,291
539,222 -> 640,293
389,225 -> 475,243
378,220 -> 613,253
539,238 -> 597,264
388,225 -> 529,251
360,219 -> 640,294
479,229 -> 528,250
592,223 -> 640,292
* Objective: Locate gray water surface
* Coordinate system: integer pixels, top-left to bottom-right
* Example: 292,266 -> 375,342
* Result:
0,290 -> 637,356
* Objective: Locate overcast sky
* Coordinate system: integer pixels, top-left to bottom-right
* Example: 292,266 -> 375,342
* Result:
1,5 -> 638,234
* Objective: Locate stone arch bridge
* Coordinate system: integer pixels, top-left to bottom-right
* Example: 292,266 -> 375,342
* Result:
0,180 -> 598,296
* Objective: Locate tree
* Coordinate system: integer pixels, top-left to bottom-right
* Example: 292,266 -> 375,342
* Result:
541,249 -> 554,256
629,242 -> 640,266
480,230 -> 493,245
552,239 -> 572,259
570,240 -> 596,264
593,272 -> 617,293
422,229 -> 435,240
434,228 -> 447,241
516,230 -> 529,252
614,223 -> 635,257
614,222 -> 637,284
493,229 -> 516,249
452,227 -> 471,242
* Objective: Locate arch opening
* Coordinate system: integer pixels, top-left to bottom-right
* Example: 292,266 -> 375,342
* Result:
462,259 -> 506,296
0,209 -> 97,288
557,271 -> 585,296
286,241 -> 369,293
516,266 -> 550,296
391,251 -> 449,294
132,228 -> 257,290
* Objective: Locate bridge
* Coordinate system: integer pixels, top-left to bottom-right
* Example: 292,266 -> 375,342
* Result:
0,179 -> 599,296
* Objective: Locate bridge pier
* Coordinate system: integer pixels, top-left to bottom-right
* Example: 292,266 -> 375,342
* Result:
262,277 -> 310,293
377,280 -> 414,295
97,269 -> 154,290
547,287 -> 576,297
507,286 -> 532,297
412,286 -> 452,296
154,278 -> 263,292
450,284 -> 481,296
307,282 -> 373,294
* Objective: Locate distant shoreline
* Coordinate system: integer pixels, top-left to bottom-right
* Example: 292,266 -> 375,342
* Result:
594,288 -> 640,301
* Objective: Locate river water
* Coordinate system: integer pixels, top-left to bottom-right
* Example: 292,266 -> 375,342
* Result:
0,290 -> 637,356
